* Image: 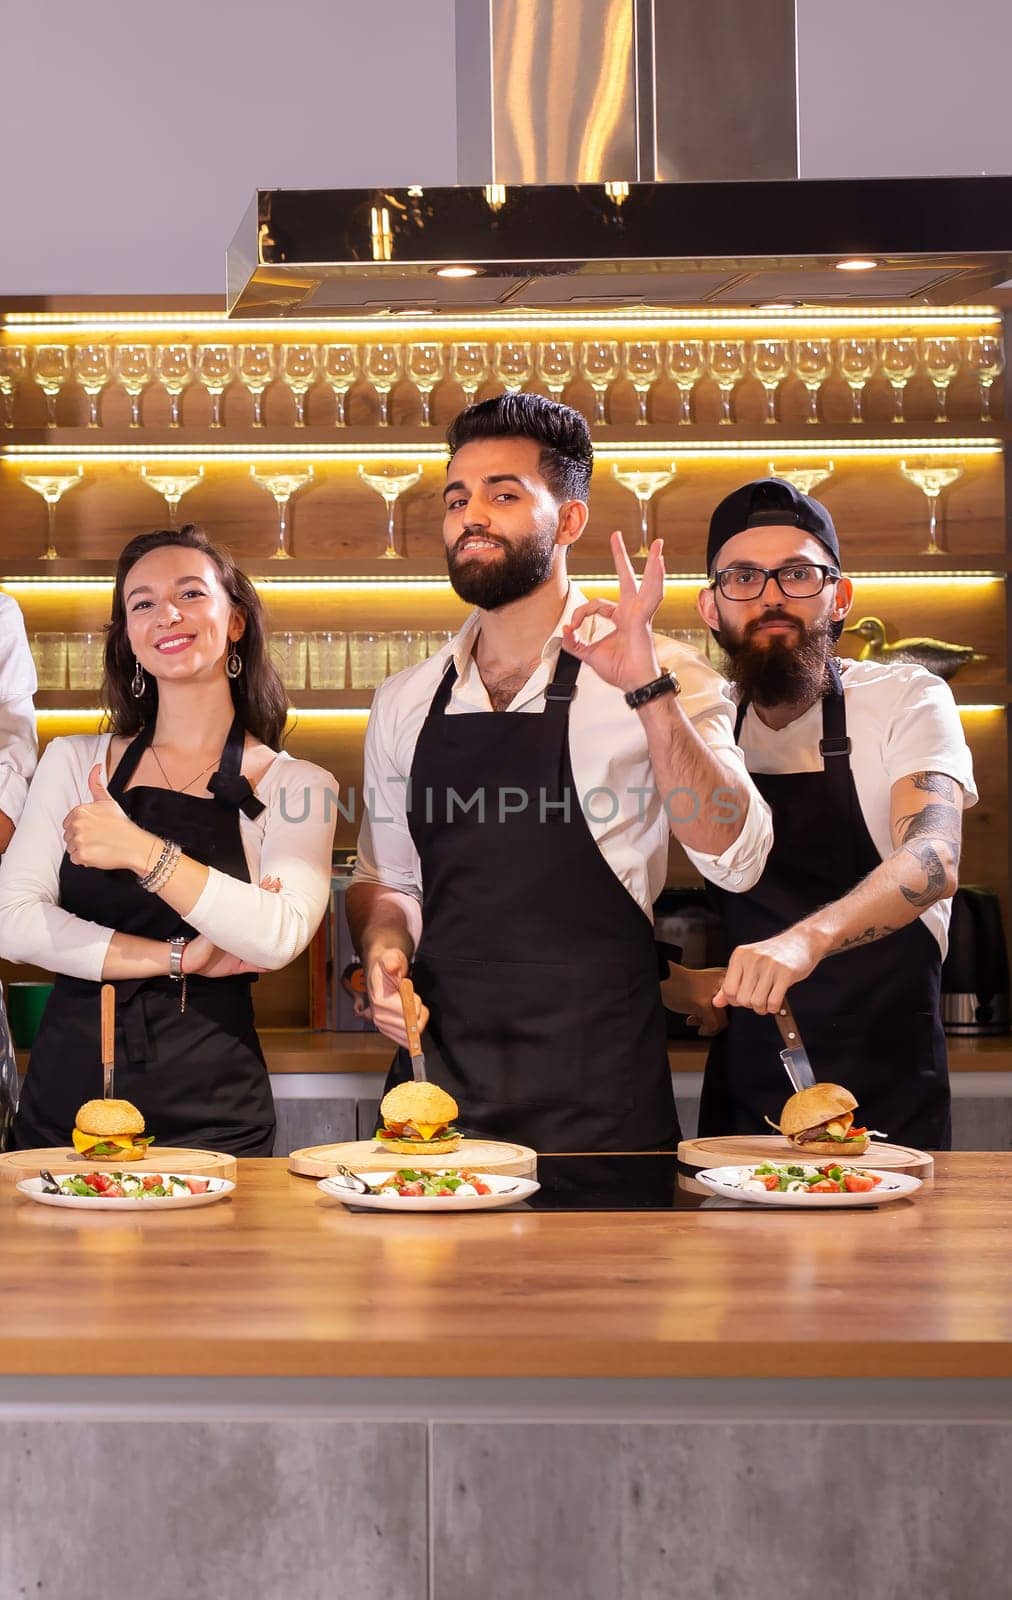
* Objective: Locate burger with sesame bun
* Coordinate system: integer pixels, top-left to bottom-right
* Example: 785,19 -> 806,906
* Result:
72,1099 -> 154,1160
766,1083 -> 876,1157
374,1081 -> 462,1156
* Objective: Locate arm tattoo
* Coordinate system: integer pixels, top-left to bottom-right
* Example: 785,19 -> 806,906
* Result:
834,926 -> 899,953
895,802 -> 963,847
900,841 -> 950,907
911,772 -> 958,801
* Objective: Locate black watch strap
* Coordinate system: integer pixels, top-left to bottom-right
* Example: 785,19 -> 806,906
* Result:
624,671 -> 681,710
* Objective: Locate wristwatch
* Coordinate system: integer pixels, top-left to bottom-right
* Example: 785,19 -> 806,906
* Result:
624,670 -> 681,710
167,935 -> 187,981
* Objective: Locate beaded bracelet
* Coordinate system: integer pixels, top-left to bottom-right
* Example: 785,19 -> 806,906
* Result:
138,838 -> 182,894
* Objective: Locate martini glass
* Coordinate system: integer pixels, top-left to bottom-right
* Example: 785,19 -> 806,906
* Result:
140,464 -> 205,529
250,465 -> 314,560
963,335 -> 1004,420
114,345 -> 155,428
535,341 -> 576,401
358,463 -> 423,560
750,340 -> 791,424
322,345 -> 358,426
0,345 -> 29,427
21,467 -> 83,560
767,460 -> 835,497
900,460 -> 964,557
611,463 -> 677,559
879,338 -> 918,423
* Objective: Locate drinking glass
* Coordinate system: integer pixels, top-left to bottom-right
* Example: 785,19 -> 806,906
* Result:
666,340 -> 706,424
707,340 -> 747,425
792,339 -> 833,423
322,345 -> 358,426
363,344 -> 403,426
250,465 -> 314,560
899,459 -> 965,556
358,463 -> 423,560
838,338 -> 878,423
114,345 -> 155,428
32,633 -> 67,689
238,344 -> 277,427
405,343 -> 444,424
0,345 -> 29,427
197,344 -> 236,429
140,464 -> 204,529
879,338 -> 918,423
493,341 -> 534,393
920,338 -> 960,423
72,344 -> 112,428
624,341 -> 662,424
750,340 -> 791,424
535,341 -> 576,400
308,631 -> 348,689
270,631 -> 308,689
450,342 -> 489,406
581,341 -> 620,423
281,345 -> 320,427
426,630 -> 454,657
386,630 -> 429,675
611,463 -> 677,559
963,335 -> 1004,420
348,631 -> 388,688
67,632 -> 106,690
156,344 -> 196,427
767,460 -> 834,497
32,345 -> 70,426
21,467 -> 83,560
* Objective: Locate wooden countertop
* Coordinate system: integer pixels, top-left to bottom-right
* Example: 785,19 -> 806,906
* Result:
1,1154 -> 1010,1380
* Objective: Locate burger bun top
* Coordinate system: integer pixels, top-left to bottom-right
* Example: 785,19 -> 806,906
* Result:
778,1083 -> 858,1138
379,1080 -> 458,1127
74,1098 -> 146,1138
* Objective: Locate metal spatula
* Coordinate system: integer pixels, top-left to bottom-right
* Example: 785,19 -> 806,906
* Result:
100,983 -> 116,1099
398,978 -> 427,1082
772,998 -> 816,1092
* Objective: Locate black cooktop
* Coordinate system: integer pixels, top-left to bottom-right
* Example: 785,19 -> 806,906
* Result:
524,1153 -> 752,1212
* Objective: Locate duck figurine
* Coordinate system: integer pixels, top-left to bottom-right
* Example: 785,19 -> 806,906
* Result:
844,616 -> 986,681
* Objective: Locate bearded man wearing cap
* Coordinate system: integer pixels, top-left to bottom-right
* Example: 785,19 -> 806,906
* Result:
664,478 -> 976,1149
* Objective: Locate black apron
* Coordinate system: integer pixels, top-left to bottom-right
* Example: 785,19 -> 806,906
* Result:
700,659 -> 951,1149
382,647 -> 679,1153
11,715 -> 276,1155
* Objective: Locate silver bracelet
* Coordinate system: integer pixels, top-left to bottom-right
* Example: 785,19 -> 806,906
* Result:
138,839 -> 181,893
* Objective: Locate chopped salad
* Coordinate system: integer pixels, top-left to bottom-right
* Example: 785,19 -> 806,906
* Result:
741,1161 -> 884,1195
376,1169 -> 493,1198
49,1172 -> 212,1199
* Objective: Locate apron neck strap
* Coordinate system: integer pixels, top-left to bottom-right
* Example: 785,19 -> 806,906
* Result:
733,657 -> 850,761
106,721 -> 154,800
207,714 -> 266,819
428,645 -> 582,718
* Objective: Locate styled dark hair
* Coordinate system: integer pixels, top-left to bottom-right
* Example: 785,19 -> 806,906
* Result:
446,392 -> 593,503
103,526 -> 289,749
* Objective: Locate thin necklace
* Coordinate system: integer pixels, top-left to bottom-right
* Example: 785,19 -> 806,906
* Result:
149,747 -> 219,794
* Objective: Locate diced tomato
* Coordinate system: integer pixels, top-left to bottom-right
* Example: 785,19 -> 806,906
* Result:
104,1183 -> 125,1198
844,1173 -> 876,1193
398,1181 -> 424,1196
849,1127 -> 868,1138
758,1174 -> 780,1190
869,1173 -> 883,1186
141,1175 -> 164,1191
809,1179 -> 842,1193
472,1179 -> 491,1196
184,1178 -> 210,1194
91,1173 -> 116,1193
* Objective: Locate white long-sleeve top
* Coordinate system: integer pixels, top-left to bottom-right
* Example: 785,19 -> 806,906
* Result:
0,732 -> 337,980
0,592 -> 39,826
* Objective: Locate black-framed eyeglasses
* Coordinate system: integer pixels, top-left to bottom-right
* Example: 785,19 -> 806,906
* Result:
712,562 -> 842,601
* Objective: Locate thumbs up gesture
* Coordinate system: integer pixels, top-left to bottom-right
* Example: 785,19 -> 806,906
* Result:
62,764 -> 155,874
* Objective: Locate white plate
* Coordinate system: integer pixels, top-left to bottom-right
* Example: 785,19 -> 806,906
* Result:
15,1173 -> 235,1211
695,1165 -> 922,1208
318,1169 -> 540,1212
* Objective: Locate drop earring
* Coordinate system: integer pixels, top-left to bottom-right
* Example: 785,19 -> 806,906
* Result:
226,646 -> 242,680
131,657 -> 146,698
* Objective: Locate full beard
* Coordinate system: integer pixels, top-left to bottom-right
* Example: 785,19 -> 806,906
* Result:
720,611 -> 835,708
447,527 -> 557,610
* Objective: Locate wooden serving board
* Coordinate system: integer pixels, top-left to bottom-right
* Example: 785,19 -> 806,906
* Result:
0,1146 -> 238,1187
288,1137 -> 537,1180
677,1135 -> 934,1178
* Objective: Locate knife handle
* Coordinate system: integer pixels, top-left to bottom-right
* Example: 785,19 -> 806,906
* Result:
100,983 -> 115,1099
398,977 -> 424,1060
772,999 -> 802,1052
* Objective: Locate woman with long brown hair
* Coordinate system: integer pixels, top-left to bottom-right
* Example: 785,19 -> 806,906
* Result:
0,527 -> 337,1155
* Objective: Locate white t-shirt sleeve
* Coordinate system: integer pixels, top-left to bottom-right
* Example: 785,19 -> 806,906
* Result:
0,594 -> 39,826
879,665 -> 978,806
0,737 -> 115,979
352,679 -> 422,901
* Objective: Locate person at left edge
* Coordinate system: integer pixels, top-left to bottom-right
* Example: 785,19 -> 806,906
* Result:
347,393 -> 773,1153
0,591 -> 39,1144
0,527 -> 337,1155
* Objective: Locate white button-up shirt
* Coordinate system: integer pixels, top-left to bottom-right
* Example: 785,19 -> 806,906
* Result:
0,593 -> 38,828
353,583 -> 772,918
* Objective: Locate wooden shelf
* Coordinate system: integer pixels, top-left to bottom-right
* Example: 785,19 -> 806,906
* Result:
32,689 -> 378,710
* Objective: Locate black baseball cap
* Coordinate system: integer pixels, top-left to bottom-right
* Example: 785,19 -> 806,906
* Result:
706,478 -> 840,575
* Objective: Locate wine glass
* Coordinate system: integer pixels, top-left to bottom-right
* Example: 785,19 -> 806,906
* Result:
493,341 -> 534,393
879,338 -> 918,424
581,340 -> 620,423
322,345 -> 358,426
197,345 -> 236,429
920,338 -> 960,423
450,342 -> 489,406
899,459 -> 965,556
238,345 -> 277,428
963,335 -> 1004,420
611,463 -> 677,559
114,345 -> 155,428
358,463 -> 423,560
707,340 -> 747,425
73,345 -> 113,428
156,345 -> 196,427
767,460 -> 834,497
792,339 -> 833,424
363,344 -> 403,426
535,341 -> 576,401
32,345 -> 70,426
140,465 -> 205,529
666,340 -> 706,424
21,467 -> 83,560
838,338 -> 878,423
624,341 -> 662,425
407,343 -> 444,424
281,345 -> 321,427
250,465 -> 315,560
0,344 -> 28,427
750,340 -> 791,424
